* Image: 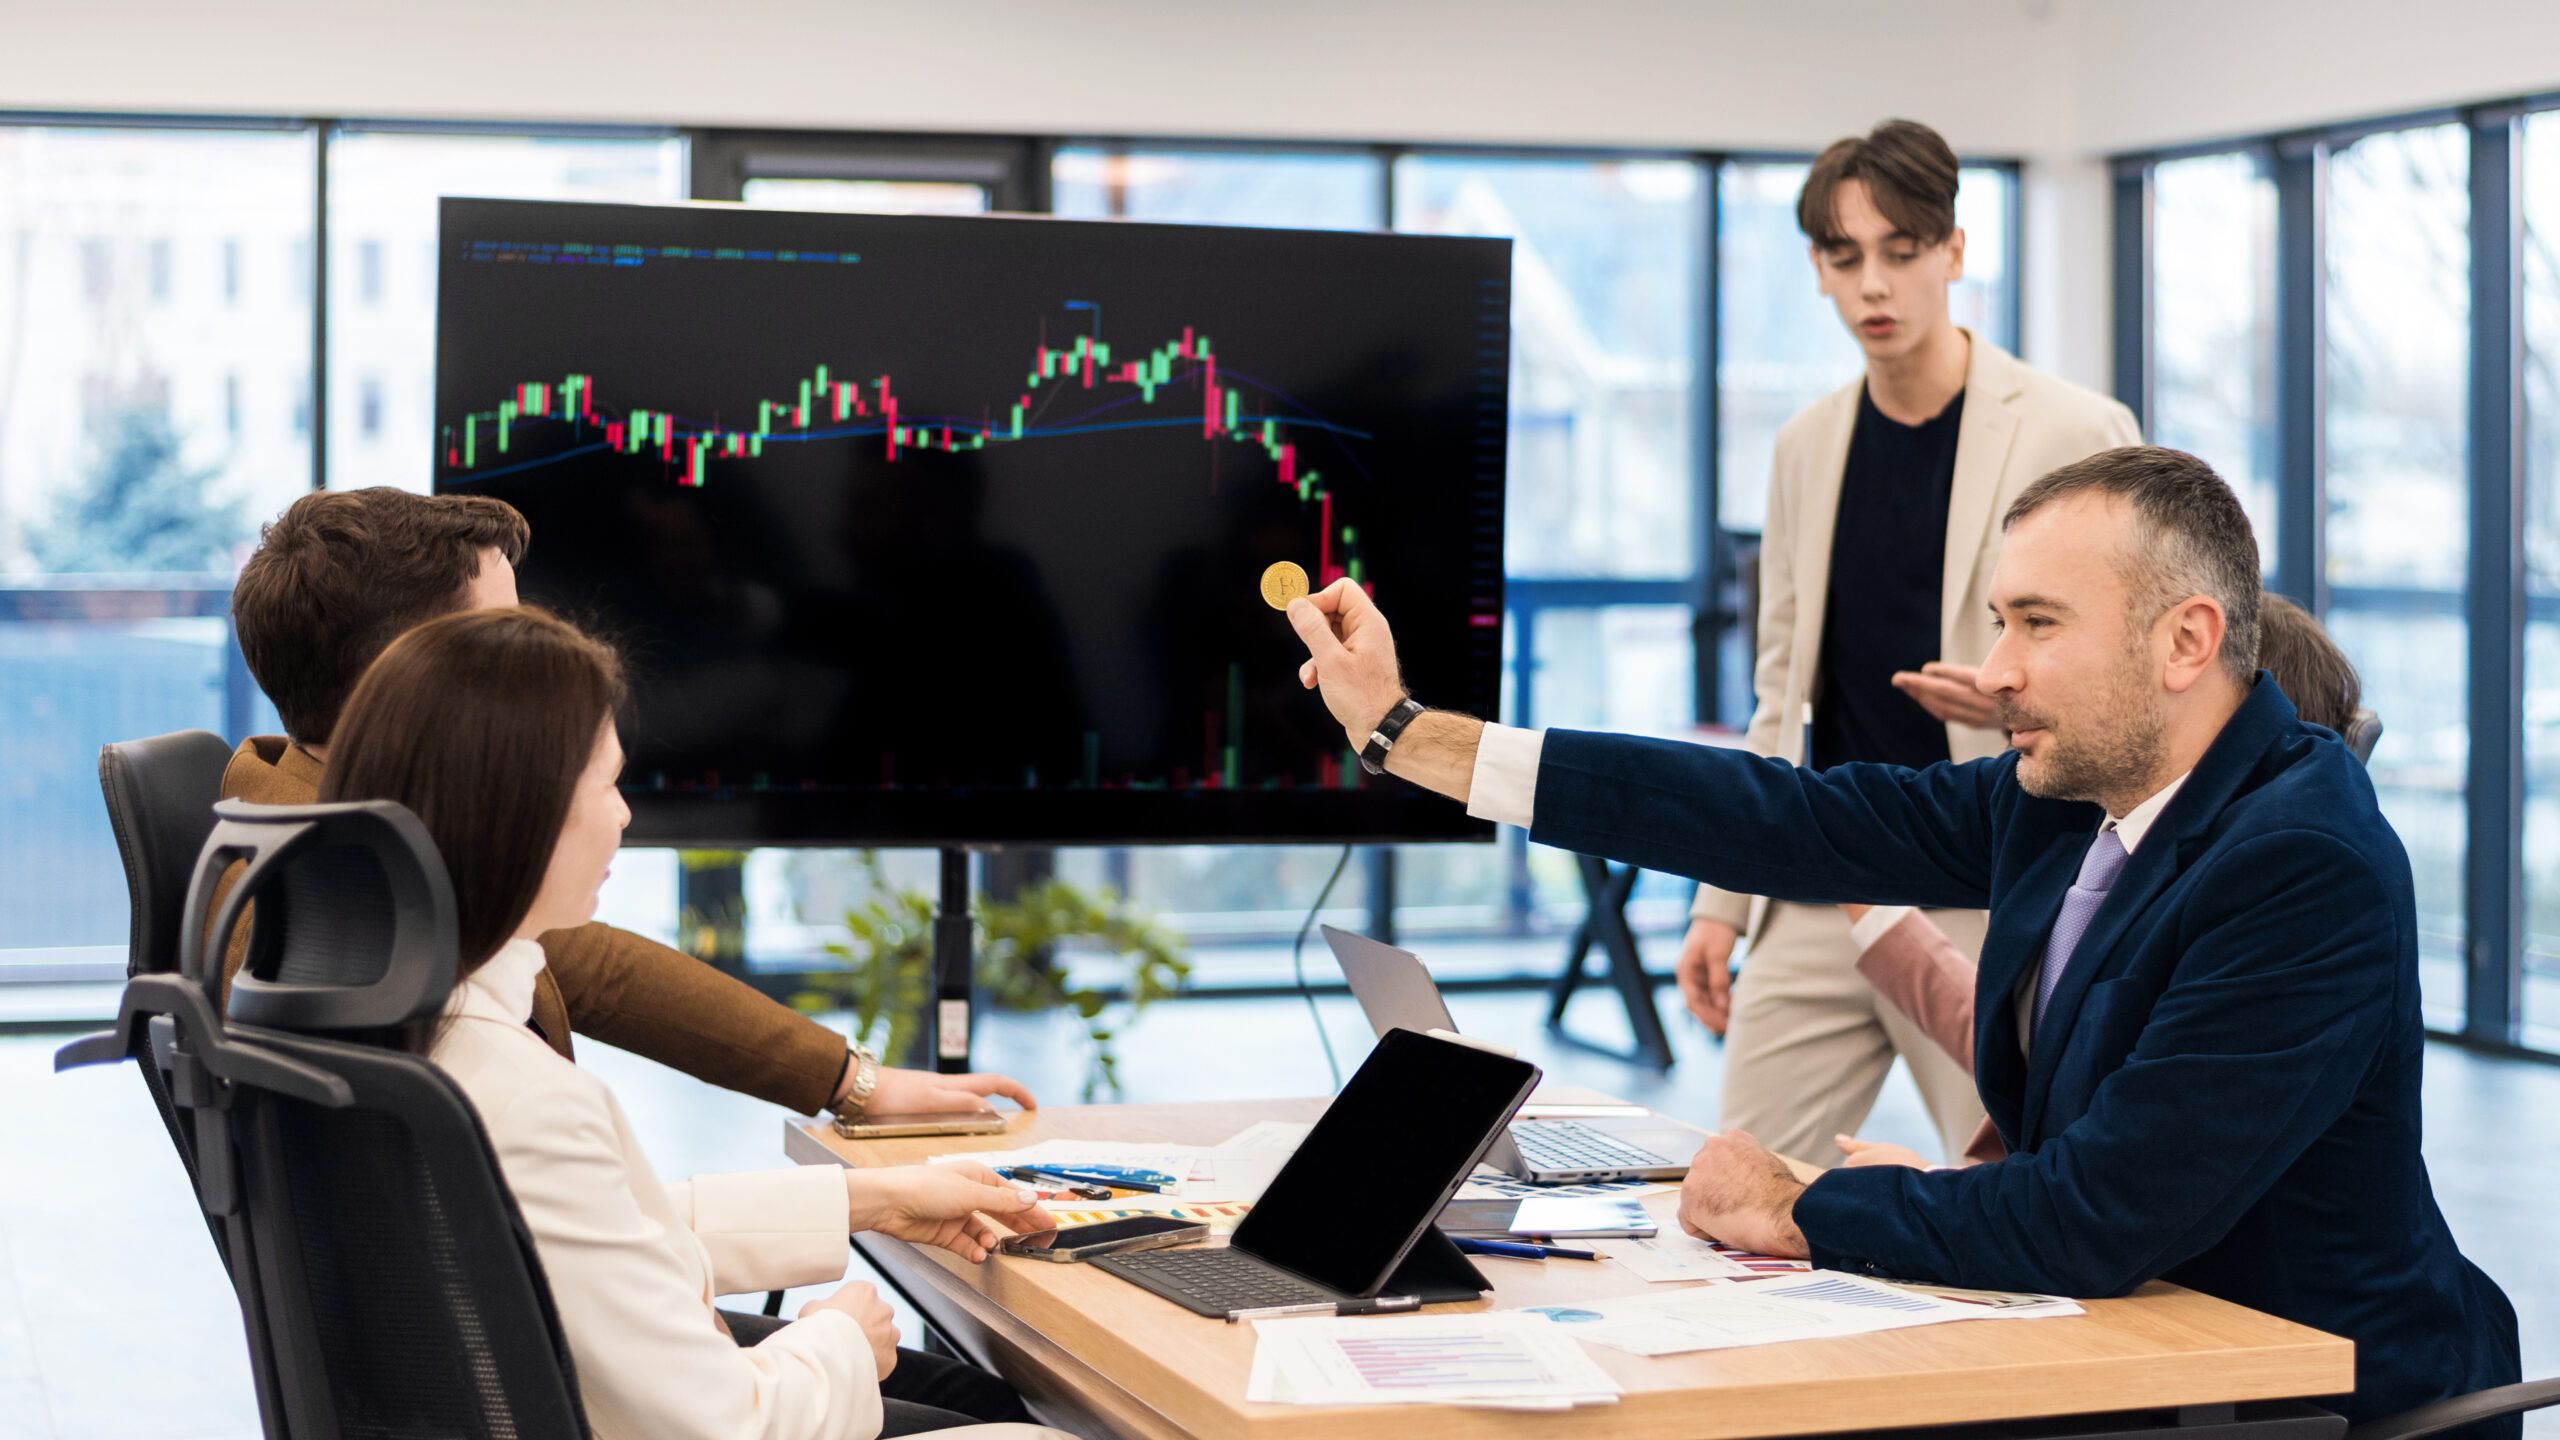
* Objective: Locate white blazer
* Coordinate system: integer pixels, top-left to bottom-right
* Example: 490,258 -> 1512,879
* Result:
1693,332 -> 2142,938
432,939 -> 883,1440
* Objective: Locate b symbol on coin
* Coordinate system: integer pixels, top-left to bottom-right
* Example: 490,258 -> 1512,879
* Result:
1260,561 -> 1310,611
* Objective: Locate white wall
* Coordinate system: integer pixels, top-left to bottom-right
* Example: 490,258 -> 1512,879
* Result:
8,0 -> 2558,397
1,0 -> 2068,154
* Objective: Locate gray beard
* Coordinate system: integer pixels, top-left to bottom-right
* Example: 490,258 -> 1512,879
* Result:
2014,691 -> 2168,807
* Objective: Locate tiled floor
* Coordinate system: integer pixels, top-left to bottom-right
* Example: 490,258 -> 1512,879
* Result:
4,983 -> 2555,1439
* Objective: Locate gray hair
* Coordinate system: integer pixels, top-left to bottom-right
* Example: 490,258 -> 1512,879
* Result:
2002,446 -> 2262,685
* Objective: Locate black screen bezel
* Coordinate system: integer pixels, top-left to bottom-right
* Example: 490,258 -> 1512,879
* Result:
1231,1028 -> 1536,1296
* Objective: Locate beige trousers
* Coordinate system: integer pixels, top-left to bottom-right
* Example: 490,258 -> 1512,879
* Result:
1716,900 -> 1988,1167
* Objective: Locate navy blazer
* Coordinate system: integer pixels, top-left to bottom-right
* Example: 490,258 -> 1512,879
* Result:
1529,677 -> 2518,1429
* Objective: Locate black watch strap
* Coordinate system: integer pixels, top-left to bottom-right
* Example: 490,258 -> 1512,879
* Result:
1359,698 -> 1427,776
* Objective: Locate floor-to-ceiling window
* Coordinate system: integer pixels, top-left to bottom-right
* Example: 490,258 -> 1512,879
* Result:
0,122 -> 311,985
2150,151 -> 2280,573
2520,109 -> 2560,1050
2323,123 -> 2472,1026
2128,109 -> 2560,1052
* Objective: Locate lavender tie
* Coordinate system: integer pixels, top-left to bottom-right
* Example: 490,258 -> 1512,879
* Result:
2033,827 -> 2131,1032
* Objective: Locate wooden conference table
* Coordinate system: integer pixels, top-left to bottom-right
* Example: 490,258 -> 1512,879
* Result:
784,1098 -> 2352,1440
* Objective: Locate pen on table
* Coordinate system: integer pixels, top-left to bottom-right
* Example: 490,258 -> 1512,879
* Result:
1012,1166 -> 1168,1194
1452,1237 -> 1600,1261
1226,1295 -> 1419,1324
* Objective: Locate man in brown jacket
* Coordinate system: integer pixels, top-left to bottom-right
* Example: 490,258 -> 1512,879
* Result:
218,487 -> 1037,1120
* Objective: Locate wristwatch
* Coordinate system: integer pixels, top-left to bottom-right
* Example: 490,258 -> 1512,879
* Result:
829,1043 -> 881,1136
1358,697 -> 1427,776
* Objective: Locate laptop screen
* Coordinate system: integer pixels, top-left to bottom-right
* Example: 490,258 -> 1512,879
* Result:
1232,1028 -> 1537,1296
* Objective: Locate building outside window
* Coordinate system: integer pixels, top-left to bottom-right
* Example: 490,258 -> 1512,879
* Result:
0,123 -> 312,980
2322,122 -> 2472,1027
2518,109 -> 2560,1050
2149,150 -> 2280,574
323,128 -> 686,494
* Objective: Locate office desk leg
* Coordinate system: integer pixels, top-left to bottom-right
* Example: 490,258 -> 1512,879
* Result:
1544,853 -> 1675,1071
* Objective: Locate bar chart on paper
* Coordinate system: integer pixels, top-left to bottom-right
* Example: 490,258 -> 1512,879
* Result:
433,198 -> 1509,843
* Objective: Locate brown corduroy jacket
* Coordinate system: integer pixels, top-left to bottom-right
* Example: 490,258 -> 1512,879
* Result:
210,736 -> 848,1114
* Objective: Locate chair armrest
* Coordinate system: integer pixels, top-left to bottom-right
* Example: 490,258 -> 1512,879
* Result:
2345,1378 -> 2560,1440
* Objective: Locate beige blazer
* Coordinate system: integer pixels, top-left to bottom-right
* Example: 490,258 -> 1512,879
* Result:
433,940 -> 884,1440
1692,332 -> 2141,937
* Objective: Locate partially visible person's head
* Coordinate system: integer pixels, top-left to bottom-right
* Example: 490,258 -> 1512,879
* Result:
2256,591 -> 2362,735
1798,119 -> 1966,366
318,606 -> 627,984
232,488 -> 530,745
1979,447 -> 2262,811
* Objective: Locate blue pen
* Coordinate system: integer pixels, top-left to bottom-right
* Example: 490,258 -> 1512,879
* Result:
1452,1236 -> 1599,1261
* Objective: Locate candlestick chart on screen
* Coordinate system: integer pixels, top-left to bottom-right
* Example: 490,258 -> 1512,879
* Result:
433,197 -> 1507,845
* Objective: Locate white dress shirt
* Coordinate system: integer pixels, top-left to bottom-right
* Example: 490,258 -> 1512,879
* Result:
431,939 -> 882,1440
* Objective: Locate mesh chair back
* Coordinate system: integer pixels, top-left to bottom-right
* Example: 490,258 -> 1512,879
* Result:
63,797 -> 588,1439
229,1028 -> 590,1440
189,800 -> 457,1033
96,730 -> 237,1261
98,730 -> 234,979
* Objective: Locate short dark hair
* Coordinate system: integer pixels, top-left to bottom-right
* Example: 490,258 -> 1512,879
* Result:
232,488 -> 530,744
2002,446 -> 2263,686
318,606 -> 624,982
1798,119 -> 1961,249
2257,592 -> 2362,733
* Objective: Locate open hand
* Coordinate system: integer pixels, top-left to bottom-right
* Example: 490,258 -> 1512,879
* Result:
1676,1129 -> 1809,1259
863,1067 -> 1037,1116
1891,662 -> 2002,730
1285,579 -> 1409,750
847,1161 -> 1055,1262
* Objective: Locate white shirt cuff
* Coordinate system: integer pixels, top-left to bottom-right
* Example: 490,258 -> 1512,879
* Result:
1848,905 -> 1916,953
1465,723 -> 1545,828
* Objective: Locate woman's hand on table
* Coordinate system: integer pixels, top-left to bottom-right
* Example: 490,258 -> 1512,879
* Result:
847,1161 -> 1056,1261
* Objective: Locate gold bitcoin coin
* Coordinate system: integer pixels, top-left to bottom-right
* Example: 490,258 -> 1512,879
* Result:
1260,561 -> 1311,610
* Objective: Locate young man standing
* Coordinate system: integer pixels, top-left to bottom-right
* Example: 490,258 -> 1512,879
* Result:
1676,120 -> 2139,1165
223,487 -> 1038,1127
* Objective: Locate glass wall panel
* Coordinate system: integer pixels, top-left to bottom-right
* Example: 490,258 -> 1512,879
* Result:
1396,155 -> 1700,579
2151,151 -> 2280,573
324,130 -> 686,494
2323,123 -> 2470,1027
1051,148 -> 1381,231
2519,110 -> 2560,1049
1717,163 -> 2015,535
0,123 -> 311,972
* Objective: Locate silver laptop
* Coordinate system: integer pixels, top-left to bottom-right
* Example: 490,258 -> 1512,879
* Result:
1321,926 -> 1699,1183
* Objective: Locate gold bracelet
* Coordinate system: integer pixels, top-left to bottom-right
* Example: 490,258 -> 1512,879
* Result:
830,1045 -> 881,1135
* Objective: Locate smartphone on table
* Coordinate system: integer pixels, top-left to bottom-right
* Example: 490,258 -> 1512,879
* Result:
997,1216 -> 1208,1263
831,1110 -> 1011,1140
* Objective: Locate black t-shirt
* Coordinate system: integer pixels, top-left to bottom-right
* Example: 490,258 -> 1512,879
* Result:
1808,384 -> 1965,772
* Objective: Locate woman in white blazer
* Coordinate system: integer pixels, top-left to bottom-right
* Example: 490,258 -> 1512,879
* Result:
319,603 -> 1063,1440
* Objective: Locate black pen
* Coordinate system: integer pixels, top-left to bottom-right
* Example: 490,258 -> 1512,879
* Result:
1016,1166 -> 1168,1194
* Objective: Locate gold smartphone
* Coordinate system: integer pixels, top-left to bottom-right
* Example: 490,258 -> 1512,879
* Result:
832,1110 -> 1012,1139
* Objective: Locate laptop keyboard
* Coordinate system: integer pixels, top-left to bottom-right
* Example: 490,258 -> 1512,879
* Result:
1512,1121 -> 1674,1171
1099,1247 -> 1336,1310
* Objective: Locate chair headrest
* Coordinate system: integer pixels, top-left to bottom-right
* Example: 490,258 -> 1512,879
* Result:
185,799 -> 459,1033
2341,707 -> 2383,767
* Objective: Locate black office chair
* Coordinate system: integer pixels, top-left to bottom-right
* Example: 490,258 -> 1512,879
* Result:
96,729 -> 238,1258
60,799 -> 591,1439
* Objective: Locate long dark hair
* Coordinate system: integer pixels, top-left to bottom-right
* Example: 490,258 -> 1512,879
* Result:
319,606 -> 625,982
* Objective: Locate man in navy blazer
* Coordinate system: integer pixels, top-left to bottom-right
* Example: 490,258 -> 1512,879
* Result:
1283,447 -> 2517,1433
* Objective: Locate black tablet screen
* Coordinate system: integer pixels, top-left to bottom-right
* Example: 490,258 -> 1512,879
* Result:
1233,1028 -> 1536,1296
